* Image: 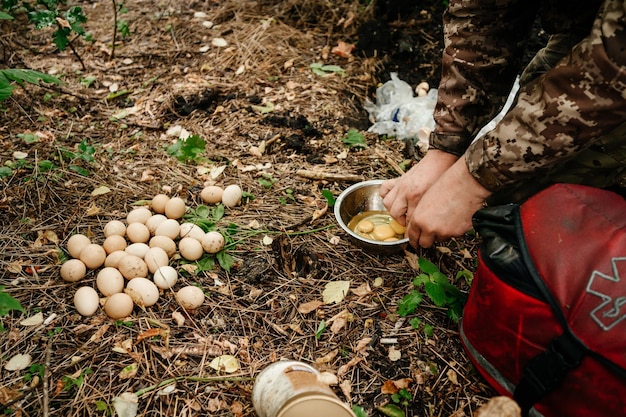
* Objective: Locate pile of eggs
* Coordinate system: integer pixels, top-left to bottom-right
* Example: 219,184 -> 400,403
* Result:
61,184 -> 243,319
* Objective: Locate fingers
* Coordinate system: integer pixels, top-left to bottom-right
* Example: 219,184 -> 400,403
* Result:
379,178 -> 397,198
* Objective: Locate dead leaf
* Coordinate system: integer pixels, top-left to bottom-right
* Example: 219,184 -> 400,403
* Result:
7,260 -> 24,274
318,371 -> 338,386
436,246 -> 452,254
20,312 -> 44,326
322,281 -> 350,304
140,170 -> 155,182
330,317 -> 347,333
354,337 -> 372,354
447,368 -> 459,385
352,282 -> 371,297
85,203 -> 101,216
394,378 -> 413,389
4,353 -> 32,371
381,380 -> 398,395
112,392 -> 138,417
136,328 -> 169,344
32,230 -> 59,247
315,349 -> 338,364
312,203 -> 328,221
87,324 -> 110,344
172,311 -> 186,326
209,355 -> 240,373
230,401 -> 244,417
337,356 -> 363,377
405,250 -> 420,270
339,379 -> 352,402
0,386 -> 22,406
388,346 -> 402,362
331,40 -> 356,58
119,363 -> 139,380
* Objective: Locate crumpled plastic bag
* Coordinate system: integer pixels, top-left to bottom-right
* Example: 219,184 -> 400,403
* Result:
364,73 -> 437,143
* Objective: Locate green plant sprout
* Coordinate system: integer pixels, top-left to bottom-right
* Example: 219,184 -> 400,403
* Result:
62,367 -> 92,392
59,139 -> 96,176
310,62 -> 346,77
0,68 -> 61,101
397,257 -> 467,324
0,286 -> 24,332
166,134 -> 207,163
342,129 -> 367,149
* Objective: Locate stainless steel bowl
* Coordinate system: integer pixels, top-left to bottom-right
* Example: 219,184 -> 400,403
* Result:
334,180 -> 409,255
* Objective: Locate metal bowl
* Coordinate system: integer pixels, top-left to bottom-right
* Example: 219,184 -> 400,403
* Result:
334,180 -> 409,255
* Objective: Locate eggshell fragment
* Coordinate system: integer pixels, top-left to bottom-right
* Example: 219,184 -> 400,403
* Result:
60,259 -> 87,282
126,222 -> 150,243
103,234 -> 127,254
155,219 -> 181,240
201,231 -> 225,254
103,220 -> 126,238
221,184 -> 243,208
164,197 -> 186,219
179,222 -> 205,241
79,244 -> 107,269
149,236 -> 177,258
153,266 -> 178,289
144,247 -> 169,274
125,277 -> 159,307
126,207 -> 152,224
67,234 -> 91,258
74,286 -> 100,316
96,267 -> 125,296
151,194 -> 170,214
178,237 -> 204,261
117,255 -> 148,279
176,285 -> 205,310
200,185 -> 224,204
104,293 -> 134,319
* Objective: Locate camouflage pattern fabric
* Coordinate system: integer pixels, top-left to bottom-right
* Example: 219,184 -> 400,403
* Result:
429,0 -> 626,202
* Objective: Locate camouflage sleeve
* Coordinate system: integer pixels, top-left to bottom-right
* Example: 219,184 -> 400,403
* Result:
429,0 -> 539,156
466,0 -> 626,191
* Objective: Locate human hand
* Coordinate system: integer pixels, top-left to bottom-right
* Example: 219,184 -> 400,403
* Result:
405,156 -> 491,248
380,150 -> 458,226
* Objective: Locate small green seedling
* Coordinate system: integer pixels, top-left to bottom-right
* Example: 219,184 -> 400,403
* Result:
315,319 -> 326,340
321,189 -> 336,207
342,129 -> 367,149
0,285 -> 24,332
310,63 -> 346,77
166,134 -> 206,163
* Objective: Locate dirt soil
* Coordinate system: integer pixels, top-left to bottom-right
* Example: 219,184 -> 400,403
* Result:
0,1 -> 501,416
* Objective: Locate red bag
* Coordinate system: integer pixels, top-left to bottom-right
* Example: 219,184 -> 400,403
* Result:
461,184 -> 626,416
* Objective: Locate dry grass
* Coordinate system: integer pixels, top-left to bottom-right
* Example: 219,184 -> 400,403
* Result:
0,1 -> 495,416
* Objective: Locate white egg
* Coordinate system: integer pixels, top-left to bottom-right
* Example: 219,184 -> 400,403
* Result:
151,194 -> 170,214
179,222 -> 206,241
149,236 -> 177,258
103,234 -> 127,254
79,244 -> 107,270
164,197 -> 186,219
200,185 -> 224,204
201,231 -> 225,254
176,285 -> 205,310
144,247 -> 169,274
153,266 -> 178,289
118,255 -> 148,279
178,237 -> 204,261
125,277 -> 159,307
155,219 -> 181,240
67,234 -> 91,258
221,184 -> 243,208
126,207 -> 152,224
103,220 -> 126,238
74,286 -> 100,316
125,243 -> 150,259
104,293 -> 134,319
96,267 -> 125,296
126,222 -> 150,243
145,214 -> 167,235
60,259 -> 87,282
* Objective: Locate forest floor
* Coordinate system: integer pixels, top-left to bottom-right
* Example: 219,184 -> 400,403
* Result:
0,1 -> 514,416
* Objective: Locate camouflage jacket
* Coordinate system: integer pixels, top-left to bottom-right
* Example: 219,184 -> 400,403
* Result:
430,0 -> 626,192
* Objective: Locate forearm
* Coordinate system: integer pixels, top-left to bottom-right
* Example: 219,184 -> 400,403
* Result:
430,0 -> 539,156
466,0 -> 626,191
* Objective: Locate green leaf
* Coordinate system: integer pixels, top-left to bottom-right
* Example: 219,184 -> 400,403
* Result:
0,11 -> 14,19
0,286 -> 25,316
408,317 -> 422,329
213,204 -> 225,222
167,134 -> 206,163
342,129 -> 367,149
196,256 -> 215,272
17,133 -> 39,143
0,166 -> 13,178
424,282 -> 447,307
376,404 -> 405,417
412,273 -> 430,287
1,69 -> 61,86
216,251 -> 234,272
418,257 -> 439,275
352,405 -> 367,417
397,290 -> 422,316
321,189 -> 335,207
456,269 -> 474,285
423,323 -> 434,337
315,319 -> 326,340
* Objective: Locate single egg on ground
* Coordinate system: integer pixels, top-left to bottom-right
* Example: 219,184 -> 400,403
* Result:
164,197 -> 186,219
60,259 -> 87,282
176,285 -> 205,310
79,244 -> 107,269
221,184 -> 243,208
125,277 -> 159,307
74,286 -> 100,317
153,266 -> 178,289
67,234 -> 91,259
96,267 -> 125,296
200,185 -> 224,204
104,292 -> 134,319
201,231 -> 225,254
